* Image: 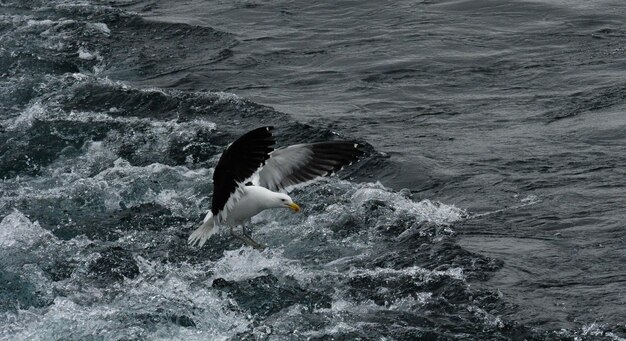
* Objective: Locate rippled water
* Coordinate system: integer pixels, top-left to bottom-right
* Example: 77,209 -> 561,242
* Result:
1,0 -> 625,340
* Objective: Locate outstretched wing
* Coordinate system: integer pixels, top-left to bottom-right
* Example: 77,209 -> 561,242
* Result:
212,127 -> 275,220
254,141 -> 363,192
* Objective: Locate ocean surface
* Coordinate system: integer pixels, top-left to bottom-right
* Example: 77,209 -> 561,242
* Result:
1,0 -> 625,340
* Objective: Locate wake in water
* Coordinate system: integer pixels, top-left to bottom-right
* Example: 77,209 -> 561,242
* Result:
0,27 -> 481,336
2,0 -> 625,340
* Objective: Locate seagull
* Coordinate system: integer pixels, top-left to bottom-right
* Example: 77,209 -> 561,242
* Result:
188,126 -> 363,249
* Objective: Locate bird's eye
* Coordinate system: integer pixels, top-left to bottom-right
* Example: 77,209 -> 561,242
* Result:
281,199 -> 286,202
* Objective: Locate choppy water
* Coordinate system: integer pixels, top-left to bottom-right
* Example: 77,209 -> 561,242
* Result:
1,0 -> 625,340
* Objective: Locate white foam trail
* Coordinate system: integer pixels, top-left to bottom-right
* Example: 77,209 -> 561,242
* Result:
209,247 -> 313,285
468,305 -> 505,329
350,182 -> 467,225
3,102 -> 46,131
77,47 -> 97,60
25,19 -> 56,27
0,210 -> 55,248
348,265 -> 465,281
0,98 -> 218,218
88,22 -> 110,35
1,256 -> 251,340
253,181 -> 467,250
470,194 -> 540,218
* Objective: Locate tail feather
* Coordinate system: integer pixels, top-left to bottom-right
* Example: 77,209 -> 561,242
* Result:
188,212 -> 218,247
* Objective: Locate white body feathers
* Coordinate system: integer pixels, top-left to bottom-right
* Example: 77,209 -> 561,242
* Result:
188,186 -> 285,247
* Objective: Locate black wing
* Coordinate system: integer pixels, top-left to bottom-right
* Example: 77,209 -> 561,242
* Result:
256,141 -> 363,192
212,126 -> 275,215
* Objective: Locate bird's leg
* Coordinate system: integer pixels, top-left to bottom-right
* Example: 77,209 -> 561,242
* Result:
230,225 -> 266,250
242,220 -> 253,238
242,222 -> 249,238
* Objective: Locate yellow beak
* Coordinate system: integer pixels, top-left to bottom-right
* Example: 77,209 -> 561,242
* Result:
288,202 -> 301,212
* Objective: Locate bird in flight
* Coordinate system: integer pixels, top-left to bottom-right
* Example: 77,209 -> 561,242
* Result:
188,126 -> 363,249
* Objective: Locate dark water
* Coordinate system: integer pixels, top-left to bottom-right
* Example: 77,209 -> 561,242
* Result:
1,0 -> 625,339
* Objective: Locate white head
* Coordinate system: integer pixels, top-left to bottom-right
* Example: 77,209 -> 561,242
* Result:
273,193 -> 301,212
